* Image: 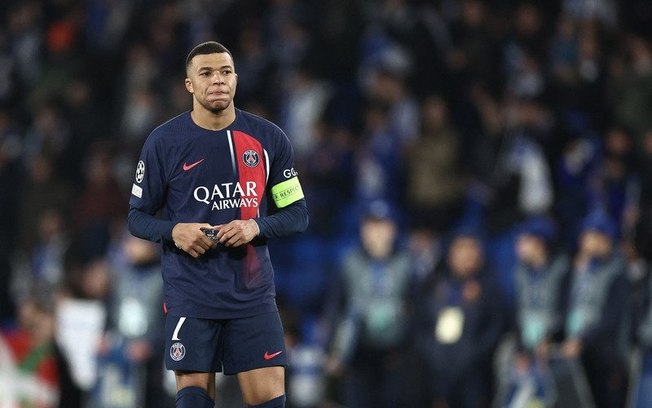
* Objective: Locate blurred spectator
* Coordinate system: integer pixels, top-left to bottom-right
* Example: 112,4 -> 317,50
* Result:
15,154 -> 74,255
503,2 -> 551,78
495,216 -> 569,407
500,2 -> 553,107
353,99 -> 405,208
469,90 -> 554,235
267,0 -> 313,91
22,102 -> 75,180
404,94 -> 467,234
550,211 -> 630,408
0,294 -> 81,408
406,225 -> 443,286
120,83 -> 161,147
11,207 -> 71,307
92,231 -> 173,408
609,33 -> 652,143
84,0 -> 133,55
468,90 -> 554,299
563,0 -> 618,26
554,133 -> 600,251
446,0 -> 502,96
141,2 -> 188,79
549,18 -> 609,137
363,57 -> 420,148
232,24 -> 277,113
300,122 -> 354,238
55,249 -> 111,402
73,140 -> 128,259
589,124 -> 639,229
324,200 -> 415,408
375,0 -> 451,99
6,1 -> 44,89
553,123 -> 637,251
512,217 -> 570,353
277,63 -> 332,163
61,76 -> 113,174
413,229 -> 507,408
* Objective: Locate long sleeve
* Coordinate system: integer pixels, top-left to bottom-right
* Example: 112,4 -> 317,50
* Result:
127,207 -> 175,243
256,198 -> 309,238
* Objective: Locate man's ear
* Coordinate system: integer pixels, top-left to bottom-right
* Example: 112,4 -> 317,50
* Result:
185,78 -> 193,93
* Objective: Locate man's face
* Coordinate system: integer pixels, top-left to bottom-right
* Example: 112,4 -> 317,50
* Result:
516,234 -> 546,263
185,52 -> 237,113
579,230 -> 612,258
448,236 -> 483,278
360,218 -> 396,259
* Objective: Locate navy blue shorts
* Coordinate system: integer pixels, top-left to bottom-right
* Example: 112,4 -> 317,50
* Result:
164,312 -> 287,375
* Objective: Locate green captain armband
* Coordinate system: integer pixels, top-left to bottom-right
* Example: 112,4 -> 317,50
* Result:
271,176 -> 304,208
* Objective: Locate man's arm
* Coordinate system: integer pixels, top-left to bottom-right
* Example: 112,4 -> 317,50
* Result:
256,198 -> 309,239
127,207 -> 175,243
129,208 -> 215,257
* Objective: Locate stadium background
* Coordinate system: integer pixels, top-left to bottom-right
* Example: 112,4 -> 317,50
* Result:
0,0 -> 652,407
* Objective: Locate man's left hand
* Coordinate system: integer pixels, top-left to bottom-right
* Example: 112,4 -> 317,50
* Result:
214,219 -> 260,247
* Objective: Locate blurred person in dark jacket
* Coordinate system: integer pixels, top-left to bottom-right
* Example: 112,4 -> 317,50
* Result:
93,230 -> 173,408
413,229 -> 507,408
325,199 -> 415,408
495,216 -> 570,407
404,95 -> 467,235
549,211 -> 630,408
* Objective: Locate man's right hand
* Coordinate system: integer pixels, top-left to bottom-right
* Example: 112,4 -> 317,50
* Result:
172,223 -> 216,258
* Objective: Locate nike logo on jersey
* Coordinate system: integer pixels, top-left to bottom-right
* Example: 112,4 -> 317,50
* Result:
263,350 -> 283,360
183,159 -> 205,171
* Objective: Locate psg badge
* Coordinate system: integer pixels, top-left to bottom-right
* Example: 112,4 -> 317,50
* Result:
243,149 -> 259,167
170,342 -> 186,361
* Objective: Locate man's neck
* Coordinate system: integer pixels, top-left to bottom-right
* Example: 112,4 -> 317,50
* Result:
191,106 -> 236,131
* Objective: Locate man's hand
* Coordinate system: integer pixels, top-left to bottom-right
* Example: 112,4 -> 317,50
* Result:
214,219 -> 260,247
172,223 -> 216,258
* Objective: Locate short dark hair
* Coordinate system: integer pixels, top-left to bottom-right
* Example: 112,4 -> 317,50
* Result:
185,41 -> 234,72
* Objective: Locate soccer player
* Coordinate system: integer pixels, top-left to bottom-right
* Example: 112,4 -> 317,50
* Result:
127,41 -> 309,408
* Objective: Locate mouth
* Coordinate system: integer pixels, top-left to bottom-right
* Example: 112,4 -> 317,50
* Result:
207,90 -> 229,101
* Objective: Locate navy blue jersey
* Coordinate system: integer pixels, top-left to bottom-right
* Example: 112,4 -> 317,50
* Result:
129,109 -> 306,319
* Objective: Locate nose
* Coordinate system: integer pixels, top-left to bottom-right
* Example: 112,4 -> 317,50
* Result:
213,73 -> 225,84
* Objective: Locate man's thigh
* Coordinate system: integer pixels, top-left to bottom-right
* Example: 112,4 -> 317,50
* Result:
222,311 -> 288,375
165,315 -> 223,372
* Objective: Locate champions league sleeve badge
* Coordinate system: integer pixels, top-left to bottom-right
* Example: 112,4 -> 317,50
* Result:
131,160 -> 145,198
135,160 -> 145,183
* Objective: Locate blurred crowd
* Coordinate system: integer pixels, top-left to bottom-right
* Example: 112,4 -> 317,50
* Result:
1,0 -> 652,407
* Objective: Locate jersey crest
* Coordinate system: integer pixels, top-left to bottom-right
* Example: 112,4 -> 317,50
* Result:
169,342 -> 185,361
243,149 -> 259,168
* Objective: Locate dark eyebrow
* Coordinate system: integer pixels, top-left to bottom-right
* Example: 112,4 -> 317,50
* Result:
197,65 -> 233,71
